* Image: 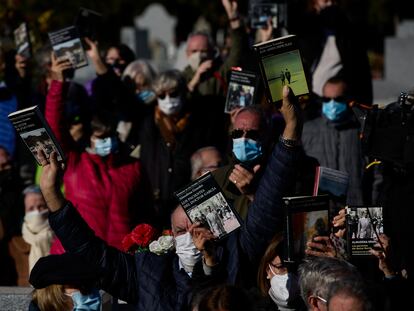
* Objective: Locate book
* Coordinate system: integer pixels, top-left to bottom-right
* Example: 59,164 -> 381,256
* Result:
313,166 -> 349,203
174,172 -> 242,239
249,2 -> 278,29
253,35 -> 309,104
14,22 -> 32,58
282,195 -> 330,263
48,26 -> 88,69
224,69 -> 258,113
8,105 -> 65,165
345,206 -> 384,256
74,7 -> 103,42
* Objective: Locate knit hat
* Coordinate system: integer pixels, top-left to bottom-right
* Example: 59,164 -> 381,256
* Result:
29,253 -> 102,289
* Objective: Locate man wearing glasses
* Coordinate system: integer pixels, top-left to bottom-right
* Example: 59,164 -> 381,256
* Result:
212,106 -> 275,219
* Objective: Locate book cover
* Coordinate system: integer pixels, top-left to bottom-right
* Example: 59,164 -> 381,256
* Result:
249,2 -> 278,29
48,26 -> 88,69
14,22 -> 32,58
346,206 -> 384,256
74,7 -> 103,42
8,106 -> 65,165
253,35 -> 309,104
224,69 -> 258,113
313,166 -> 349,200
174,172 -> 242,239
283,195 -> 330,263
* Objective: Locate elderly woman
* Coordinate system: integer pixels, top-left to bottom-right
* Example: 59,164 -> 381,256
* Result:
137,69 -> 220,228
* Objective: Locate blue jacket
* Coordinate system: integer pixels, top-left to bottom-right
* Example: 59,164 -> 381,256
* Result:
48,143 -> 300,310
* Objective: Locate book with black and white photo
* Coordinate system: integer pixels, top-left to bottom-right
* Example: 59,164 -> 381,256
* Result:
283,195 -> 330,263
8,105 -> 65,165
174,172 -> 242,239
345,206 -> 384,257
48,26 -> 88,69
74,7 -> 103,43
253,34 -> 309,104
14,22 -> 32,58
224,69 -> 258,113
313,166 -> 349,203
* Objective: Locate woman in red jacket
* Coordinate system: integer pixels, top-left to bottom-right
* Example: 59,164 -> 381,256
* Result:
45,54 -> 155,254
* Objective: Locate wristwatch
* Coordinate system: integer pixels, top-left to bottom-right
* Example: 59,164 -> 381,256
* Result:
279,136 -> 301,148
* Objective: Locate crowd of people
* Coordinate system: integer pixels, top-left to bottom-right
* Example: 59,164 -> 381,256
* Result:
0,0 -> 413,310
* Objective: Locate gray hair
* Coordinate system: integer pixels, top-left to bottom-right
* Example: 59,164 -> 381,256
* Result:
298,257 -> 363,307
23,185 -> 42,195
152,69 -> 187,95
186,30 -> 215,51
190,146 -> 221,180
326,279 -> 372,311
121,59 -> 157,87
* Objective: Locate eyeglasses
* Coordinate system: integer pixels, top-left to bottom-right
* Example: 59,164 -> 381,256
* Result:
321,96 -> 346,103
158,89 -> 180,100
231,129 -> 260,140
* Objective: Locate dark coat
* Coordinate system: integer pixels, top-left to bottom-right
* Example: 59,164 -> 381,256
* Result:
48,143 -> 300,310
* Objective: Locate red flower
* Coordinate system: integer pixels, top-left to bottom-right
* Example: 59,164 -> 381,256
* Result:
131,223 -> 158,248
121,233 -> 136,253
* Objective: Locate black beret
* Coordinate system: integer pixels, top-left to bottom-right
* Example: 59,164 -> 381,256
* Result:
29,253 -> 102,289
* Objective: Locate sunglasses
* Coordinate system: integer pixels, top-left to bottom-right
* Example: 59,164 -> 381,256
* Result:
231,129 -> 260,140
158,90 -> 180,100
321,96 -> 346,103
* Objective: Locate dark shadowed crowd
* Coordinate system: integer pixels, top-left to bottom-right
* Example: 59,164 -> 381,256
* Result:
0,1 -> 413,310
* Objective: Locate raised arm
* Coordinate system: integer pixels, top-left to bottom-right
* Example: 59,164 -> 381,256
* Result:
239,86 -> 302,260
38,150 -> 139,303
44,54 -> 74,152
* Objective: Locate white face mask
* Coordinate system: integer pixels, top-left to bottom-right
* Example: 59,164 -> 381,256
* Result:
158,95 -> 183,116
268,265 -> 300,308
24,210 -> 49,232
175,232 -> 201,273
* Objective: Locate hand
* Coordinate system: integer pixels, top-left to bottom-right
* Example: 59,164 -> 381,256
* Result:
370,234 -> 395,277
256,18 -> 273,43
280,86 -> 302,141
84,37 -> 100,61
305,236 -> 337,258
84,37 -> 107,75
188,60 -> 213,92
222,0 -> 238,19
229,164 -> 260,200
38,150 -> 65,212
15,54 -> 28,78
332,208 -> 346,238
190,222 -> 217,266
50,53 -> 72,82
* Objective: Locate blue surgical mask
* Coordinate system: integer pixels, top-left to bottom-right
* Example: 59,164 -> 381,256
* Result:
136,90 -> 156,105
322,100 -> 349,122
70,289 -> 101,310
94,137 -> 117,157
232,138 -> 262,163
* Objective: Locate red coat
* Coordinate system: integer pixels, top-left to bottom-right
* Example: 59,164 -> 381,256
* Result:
46,80 -> 145,253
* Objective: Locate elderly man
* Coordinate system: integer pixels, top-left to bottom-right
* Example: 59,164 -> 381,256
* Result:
298,257 -> 370,311
302,77 -> 365,205
212,106 -> 276,219
37,86 -> 301,311
184,0 -> 246,96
